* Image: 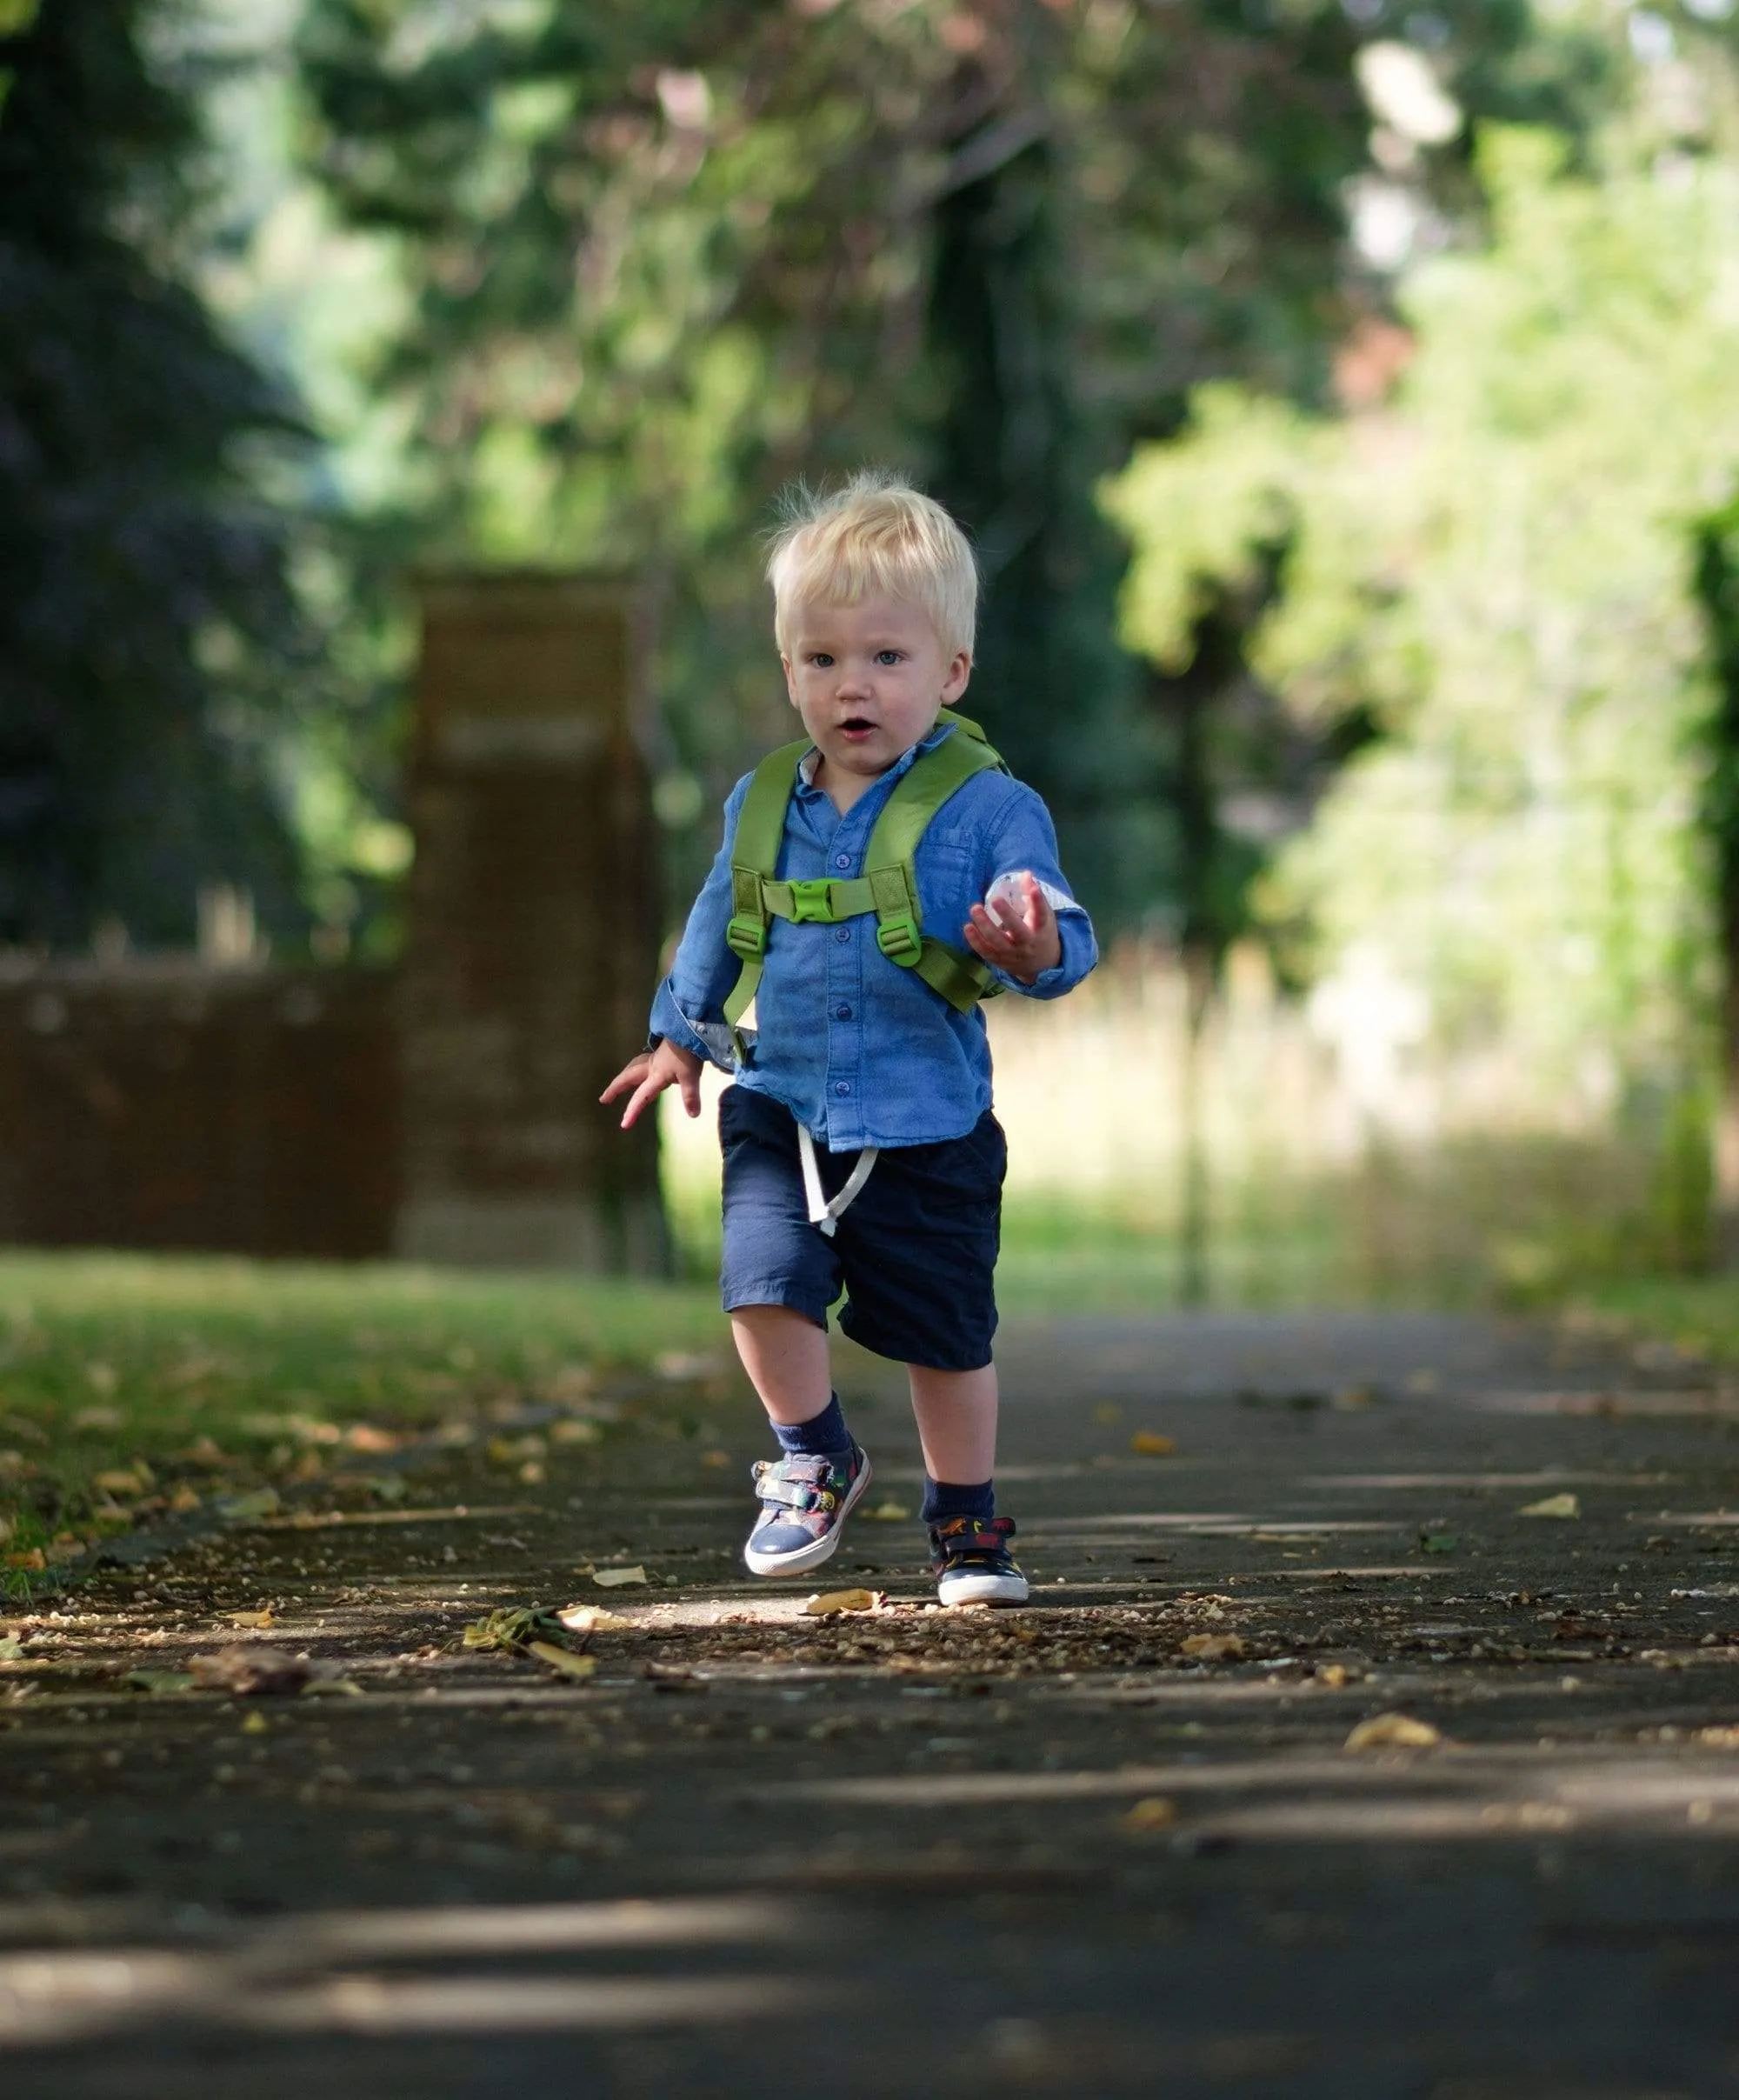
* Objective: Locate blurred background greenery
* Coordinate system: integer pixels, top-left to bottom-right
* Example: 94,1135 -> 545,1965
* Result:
6,0 -> 1739,1310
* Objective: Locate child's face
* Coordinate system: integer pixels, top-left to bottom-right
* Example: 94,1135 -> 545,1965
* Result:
781,591 -> 970,789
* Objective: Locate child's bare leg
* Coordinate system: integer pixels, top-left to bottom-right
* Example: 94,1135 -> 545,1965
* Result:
730,1304 -> 833,1425
732,1304 -> 869,1577
906,1362 -> 998,1484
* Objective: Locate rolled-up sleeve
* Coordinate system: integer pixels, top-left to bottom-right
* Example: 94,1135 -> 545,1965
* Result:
649,776 -> 752,1070
982,783 -> 1099,1001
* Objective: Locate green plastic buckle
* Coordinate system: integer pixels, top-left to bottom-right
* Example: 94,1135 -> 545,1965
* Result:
786,879 -> 838,923
725,912 -> 767,960
876,913 -> 923,966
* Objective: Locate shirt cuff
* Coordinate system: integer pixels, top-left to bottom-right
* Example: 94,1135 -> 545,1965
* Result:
649,979 -> 737,1070
990,911 -> 1095,1000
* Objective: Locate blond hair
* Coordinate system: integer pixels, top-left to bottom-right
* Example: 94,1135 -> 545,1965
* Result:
766,470 -> 978,660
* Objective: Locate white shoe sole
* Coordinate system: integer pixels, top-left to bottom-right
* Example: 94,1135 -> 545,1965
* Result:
937,1569 -> 1030,1608
743,1452 -> 873,1577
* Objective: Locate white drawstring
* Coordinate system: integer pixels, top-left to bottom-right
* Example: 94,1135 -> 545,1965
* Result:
796,1123 -> 878,1237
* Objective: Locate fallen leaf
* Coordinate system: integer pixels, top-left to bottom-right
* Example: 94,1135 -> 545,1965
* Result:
242,1711 -> 269,1736
343,1423 -> 397,1453
1345,1712 -> 1443,1753
593,1565 -> 648,1589
803,1588 -> 883,1616
487,1435 -> 546,1465
1123,1797 -> 1178,1831
227,1610 -> 276,1630
862,1500 -> 911,1522
93,1467 -> 149,1497
124,1670 -> 196,1694
1316,1663 -> 1351,1689
1517,1492 -> 1581,1520
168,1485 -> 202,1514
189,1646 -> 312,1697
300,1677 -> 365,1697
550,1418 -> 603,1446
214,1487 -> 281,1523
1419,1531 -> 1457,1555
556,1604 -> 634,1636
654,1350 -> 722,1382
463,1607 -> 569,1651
526,1640 -> 597,1681
1130,1432 -> 1176,1457
518,1461 -> 546,1485
1181,1633 -> 1248,1662
4,1549 -> 45,1571
0,1633 -> 24,1661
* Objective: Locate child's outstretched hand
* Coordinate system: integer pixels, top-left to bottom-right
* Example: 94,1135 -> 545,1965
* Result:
963,871 -> 1062,985
601,1037 -> 704,1129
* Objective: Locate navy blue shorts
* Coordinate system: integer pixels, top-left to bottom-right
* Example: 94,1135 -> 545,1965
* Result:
717,1084 -> 1005,1371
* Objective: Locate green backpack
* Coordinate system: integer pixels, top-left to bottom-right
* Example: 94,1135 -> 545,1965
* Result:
722,708 -> 1009,1044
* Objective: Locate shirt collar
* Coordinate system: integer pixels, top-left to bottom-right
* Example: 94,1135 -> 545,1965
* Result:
793,717 -> 956,797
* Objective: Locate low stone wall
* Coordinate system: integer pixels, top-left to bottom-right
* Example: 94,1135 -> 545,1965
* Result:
0,962 -> 399,1259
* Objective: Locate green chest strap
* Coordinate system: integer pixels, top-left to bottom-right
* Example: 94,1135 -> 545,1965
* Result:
722,709 -> 1009,1039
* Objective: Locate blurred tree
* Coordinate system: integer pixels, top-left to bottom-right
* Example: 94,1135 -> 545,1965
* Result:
1694,497 -> 1739,1262
290,0 -> 1598,927
0,0 -> 313,950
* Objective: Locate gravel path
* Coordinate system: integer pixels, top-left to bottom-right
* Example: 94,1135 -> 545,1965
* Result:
3,1310 -> 1737,2097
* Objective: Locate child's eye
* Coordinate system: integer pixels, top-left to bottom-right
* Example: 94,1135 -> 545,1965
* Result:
810,652 -> 834,668
875,650 -> 903,666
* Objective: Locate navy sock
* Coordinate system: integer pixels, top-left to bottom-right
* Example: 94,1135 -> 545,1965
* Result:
922,1476 -> 995,1526
773,1392 -> 853,1459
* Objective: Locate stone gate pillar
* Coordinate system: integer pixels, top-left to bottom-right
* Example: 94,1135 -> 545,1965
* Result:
394,573 -> 668,1271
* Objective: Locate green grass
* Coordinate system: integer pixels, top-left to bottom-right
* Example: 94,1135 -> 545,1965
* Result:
0,1253 -> 727,1584
1569,1275 -> 1739,1365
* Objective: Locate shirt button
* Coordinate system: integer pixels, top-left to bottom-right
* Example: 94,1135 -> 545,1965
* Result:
834,1081 -> 850,1097
833,853 -> 850,870
836,1004 -> 852,1020
835,927 -> 850,942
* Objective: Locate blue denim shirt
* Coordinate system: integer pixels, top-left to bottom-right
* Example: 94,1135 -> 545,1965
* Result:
650,721 -> 1097,1149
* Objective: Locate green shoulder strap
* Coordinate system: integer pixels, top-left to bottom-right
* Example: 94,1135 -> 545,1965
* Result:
862,710 -> 1007,1013
722,737 -> 810,1030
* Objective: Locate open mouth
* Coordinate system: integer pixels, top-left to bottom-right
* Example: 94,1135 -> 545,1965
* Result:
838,717 -> 877,738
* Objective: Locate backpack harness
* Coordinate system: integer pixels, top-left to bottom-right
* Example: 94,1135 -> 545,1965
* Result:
720,708 -> 1009,1236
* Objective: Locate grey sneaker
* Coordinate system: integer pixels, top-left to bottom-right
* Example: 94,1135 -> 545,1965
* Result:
743,1444 -> 873,1577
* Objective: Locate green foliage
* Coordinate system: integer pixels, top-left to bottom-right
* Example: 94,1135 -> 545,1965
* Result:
290,0 -> 1592,925
1111,120 -> 1739,1119
0,1 -> 323,949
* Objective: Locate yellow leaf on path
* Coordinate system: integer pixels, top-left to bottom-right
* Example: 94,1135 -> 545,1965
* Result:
94,1468 -> 148,1497
803,1588 -> 883,1616
550,1418 -> 602,1446
1181,1634 -> 1247,1662
1518,1493 -> 1580,1519
1316,1663 -> 1351,1689
1123,1797 -> 1178,1831
592,1565 -> 647,1588
862,1500 -> 910,1522
556,1604 -> 634,1635
242,1711 -> 269,1736
301,1677 -> 365,1697
1130,1432 -> 1176,1457
527,1641 -> 597,1680
1345,1712 -> 1443,1753
227,1610 -> 275,1630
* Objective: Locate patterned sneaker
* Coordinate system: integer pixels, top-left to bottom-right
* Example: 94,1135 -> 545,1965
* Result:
743,1444 -> 873,1577
931,1516 -> 1030,1607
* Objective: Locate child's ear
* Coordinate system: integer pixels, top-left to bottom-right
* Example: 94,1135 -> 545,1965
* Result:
942,649 -> 972,704
780,654 -> 800,709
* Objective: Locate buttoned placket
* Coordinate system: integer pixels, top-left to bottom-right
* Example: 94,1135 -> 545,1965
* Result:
790,740 -> 930,1150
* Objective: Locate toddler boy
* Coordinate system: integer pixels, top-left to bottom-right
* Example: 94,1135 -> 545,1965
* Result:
603,474 -> 1096,1606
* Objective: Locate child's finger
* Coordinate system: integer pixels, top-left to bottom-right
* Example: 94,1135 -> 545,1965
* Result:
599,1058 -> 649,1105
679,1066 -> 703,1117
618,1072 -> 663,1129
